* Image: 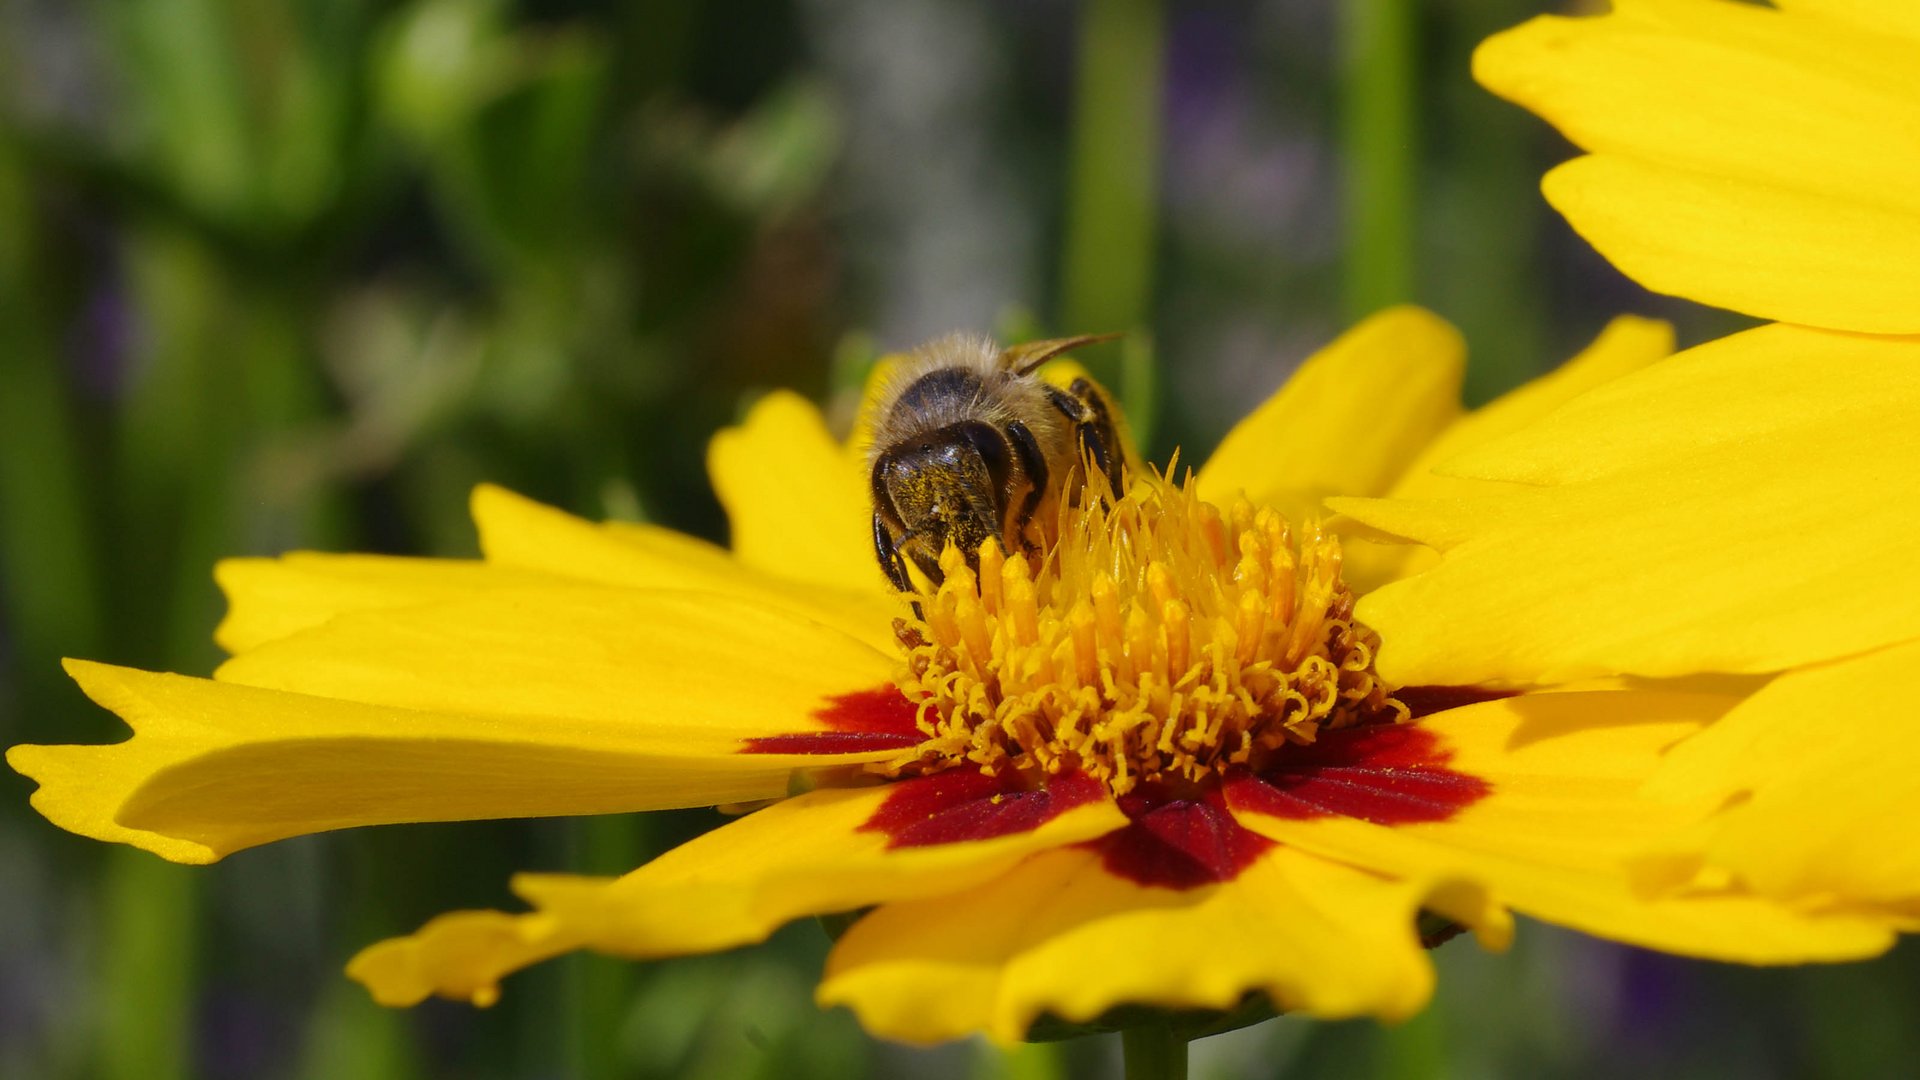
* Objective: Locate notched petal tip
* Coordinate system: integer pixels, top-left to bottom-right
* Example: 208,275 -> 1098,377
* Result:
818,843 -> 1452,1047
346,779 -> 1127,1014
347,909 -> 564,1009
7,704 -> 221,867
1419,876 -> 1514,954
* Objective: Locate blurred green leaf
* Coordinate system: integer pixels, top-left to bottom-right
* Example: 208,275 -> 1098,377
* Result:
0,142 -> 104,694
381,3 -> 609,273
99,0 -> 382,238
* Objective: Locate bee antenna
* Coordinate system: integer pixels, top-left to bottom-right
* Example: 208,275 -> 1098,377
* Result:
1001,332 -> 1124,375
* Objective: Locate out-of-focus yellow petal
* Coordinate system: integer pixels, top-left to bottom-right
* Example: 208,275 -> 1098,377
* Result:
1342,316 -> 1674,591
818,844 -> 1474,1046
1774,0 -> 1920,41
348,778 -> 1126,1007
1542,154 -> 1920,334
1478,2 -> 1920,205
1337,326 -> 1920,685
1643,637 -> 1920,907
1475,1 -> 1920,331
1227,691 -> 1897,962
707,391 -> 879,595
470,483 -> 901,652
9,659 -> 903,864
1195,307 -> 1464,514
214,555 -> 559,655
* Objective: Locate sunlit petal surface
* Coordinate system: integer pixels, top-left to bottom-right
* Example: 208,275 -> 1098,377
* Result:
1229,691 -> 1893,961
11,659 -> 899,864
1339,325 -> 1920,685
1643,637 -> 1920,909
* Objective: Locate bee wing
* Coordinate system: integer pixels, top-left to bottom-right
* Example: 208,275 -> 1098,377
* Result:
1000,333 -> 1122,375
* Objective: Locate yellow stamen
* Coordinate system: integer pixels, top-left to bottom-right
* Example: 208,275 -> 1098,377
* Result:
885,473 -> 1406,796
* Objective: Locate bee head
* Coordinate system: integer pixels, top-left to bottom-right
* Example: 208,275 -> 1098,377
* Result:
873,420 -> 1013,569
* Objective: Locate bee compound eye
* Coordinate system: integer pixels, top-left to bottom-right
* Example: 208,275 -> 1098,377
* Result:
956,421 -> 1012,491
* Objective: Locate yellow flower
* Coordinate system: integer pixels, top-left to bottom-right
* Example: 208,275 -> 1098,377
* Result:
7,308 -> 1901,1048
1474,0 -> 1920,333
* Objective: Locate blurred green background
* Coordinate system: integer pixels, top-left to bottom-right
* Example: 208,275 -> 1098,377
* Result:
1,1 -> 1913,1077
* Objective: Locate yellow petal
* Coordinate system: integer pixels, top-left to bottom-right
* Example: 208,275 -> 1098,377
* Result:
212,588 -> 899,733
12,631 -> 905,863
818,844 -> 1471,1046
1643,637 -> 1920,907
472,483 -> 727,585
1774,0 -> 1920,41
471,483 -> 901,653
1195,306 -> 1465,514
349,775 -> 1125,1007
1544,154 -> 1920,334
1341,315 -> 1674,592
1479,2 -> 1920,205
1386,315 -> 1673,502
1338,325 -> 1920,685
346,910 -> 545,1009
1475,2 -> 1920,331
1226,691 -> 1896,962
707,391 -> 879,595
214,555 -> 559,655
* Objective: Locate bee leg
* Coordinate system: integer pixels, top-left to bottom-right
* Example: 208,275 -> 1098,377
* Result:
872,511 -> 914,594
907,545 -> 945,588
1043,383 -> 1119,499
1068,378 -> 1126,493
1004,419 -> 1048,555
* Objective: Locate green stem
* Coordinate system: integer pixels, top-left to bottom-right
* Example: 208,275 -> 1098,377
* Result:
1060,0 -> 1165,405
564,814 -> 647,1080
100,855 -> 199,1080
1121,1022 -> 1189,1080
1434,0 -> 1550,405
1338,0 -> 1418,321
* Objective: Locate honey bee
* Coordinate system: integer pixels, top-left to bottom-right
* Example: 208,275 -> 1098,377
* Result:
865,332 -> 1126,592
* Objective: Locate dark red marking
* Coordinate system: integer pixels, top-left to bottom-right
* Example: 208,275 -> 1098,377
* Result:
1093,791 -> 1275,890
1395,685 -> 1517,719
861,770 -> 1108,848
1223,724 -> 1490,825
741,685 -> 924,755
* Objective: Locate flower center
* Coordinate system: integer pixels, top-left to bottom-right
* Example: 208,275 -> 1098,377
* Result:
880,473 -> 1408,796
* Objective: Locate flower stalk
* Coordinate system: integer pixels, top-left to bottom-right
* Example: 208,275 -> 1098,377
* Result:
1121,1021 -> 1188,1080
